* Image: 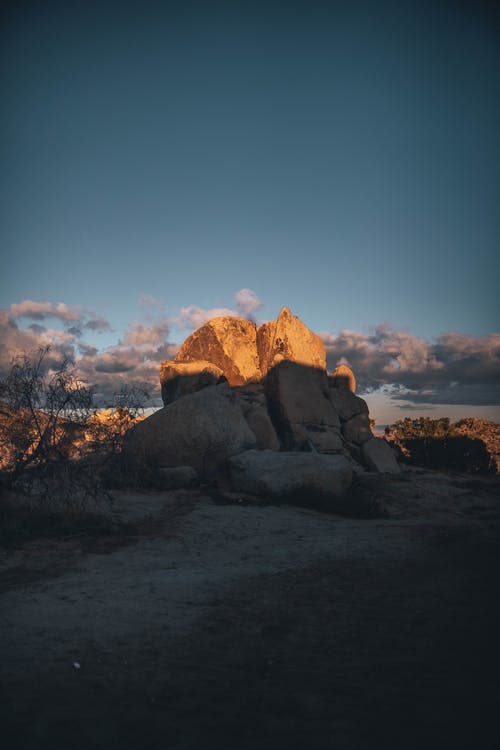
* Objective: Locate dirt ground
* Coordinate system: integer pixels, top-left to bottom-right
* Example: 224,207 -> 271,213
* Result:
1,468 -> 499,750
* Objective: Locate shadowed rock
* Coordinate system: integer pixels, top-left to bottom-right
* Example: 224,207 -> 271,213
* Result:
328,386 -> 369,423
229,450 -> 352,508
362,438 -> 401,473
265,361 -> 342,453
330,364 -> 356,393
343,412 -> 373,446
234,384 -> 281,451
160,360 -> 226,405
125,383 -> 256,476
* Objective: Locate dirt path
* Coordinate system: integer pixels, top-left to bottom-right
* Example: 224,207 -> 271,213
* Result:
1,471 -> 499,749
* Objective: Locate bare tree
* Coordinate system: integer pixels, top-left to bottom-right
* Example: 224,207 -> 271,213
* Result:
0,347 -> 153,504
0,347 -> 98,502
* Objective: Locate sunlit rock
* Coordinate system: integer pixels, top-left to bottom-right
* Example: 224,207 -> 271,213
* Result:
258,307 -> 326,374
176,316 -> 261,386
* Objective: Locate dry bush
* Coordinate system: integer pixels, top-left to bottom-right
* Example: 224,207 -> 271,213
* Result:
384,417 -> 494,474
0,348 -> 150,507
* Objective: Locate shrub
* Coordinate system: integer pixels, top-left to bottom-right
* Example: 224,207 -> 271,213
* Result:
385,417 -> 494,474
0,347 -> 150,505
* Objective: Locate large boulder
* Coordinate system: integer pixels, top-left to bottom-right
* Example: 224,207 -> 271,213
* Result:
229,450 -> 352,508
257,307 -> 326,374
175,317 -> 261,386
362,437 -> 401,473
160,360 -> 226,405
125,383 -> 257,476
342,413 -> 373,446
328,384 -> 369,423
265,360 -> 342,453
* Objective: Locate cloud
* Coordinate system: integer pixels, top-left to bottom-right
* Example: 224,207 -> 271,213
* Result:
234,288 -> 263,319
320,326 -> 500,406
9,299 -> 111,333
138,295 -> 165,312
84,316 -> 111,332
122,318 -> 170,349
10,300 -> 81,322
170,289 -> 263,331
2,298 -> 498,409
172,305 -> 235,331
0,311 -> 77,373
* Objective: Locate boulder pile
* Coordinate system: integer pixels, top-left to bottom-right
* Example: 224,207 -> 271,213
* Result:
126,308 -> 400,508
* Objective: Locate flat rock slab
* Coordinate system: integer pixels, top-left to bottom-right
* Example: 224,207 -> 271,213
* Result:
229,449 -> 352,509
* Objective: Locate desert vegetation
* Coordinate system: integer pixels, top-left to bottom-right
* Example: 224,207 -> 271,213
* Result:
384,417 -> 499,474
0,347 -> 148,509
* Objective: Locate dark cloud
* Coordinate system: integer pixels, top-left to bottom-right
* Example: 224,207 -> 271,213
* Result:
84,317 -> 111,332
66,326 -> 83,337
9,299 -> 111,334
2,300 -> 498,409
391,384 -> 500,406
320,327 -> 500,406
93,356 -> 136,374
9,300 -> 80,322
78,342 -> 98,357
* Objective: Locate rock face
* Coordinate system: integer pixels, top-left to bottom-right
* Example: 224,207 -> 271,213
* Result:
328,375 -> 372,450
125,383 -> 256,476
257,307 -> 326,374
342,413 -> 373,446
362,438 -> 401,474
160,360 -> 226,405
235,384 -> 281,451
328,386 -> 368,423
175,317 -> 261,386
168,307 -> 325,394
229,450 -> 352,508
265,361 -> 342,453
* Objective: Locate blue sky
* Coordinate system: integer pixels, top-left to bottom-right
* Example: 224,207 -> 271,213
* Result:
1,0 -> 499,422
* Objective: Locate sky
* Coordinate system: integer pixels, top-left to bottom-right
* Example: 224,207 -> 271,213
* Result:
1,0 -> 499,424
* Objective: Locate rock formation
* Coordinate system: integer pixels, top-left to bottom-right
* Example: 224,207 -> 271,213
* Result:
257,307 -> 326,374
175,317 -> 261,386
126,383 -> 256,475
160,360 -> 226,405
165,307 -> 326,392
126,307 -> 400,507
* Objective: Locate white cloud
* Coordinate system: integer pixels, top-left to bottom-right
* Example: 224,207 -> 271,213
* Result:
234,288 -> 263,319
172,305 -> 236,331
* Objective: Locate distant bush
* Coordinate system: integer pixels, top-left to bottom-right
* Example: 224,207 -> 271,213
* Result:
385,417 -> 495,474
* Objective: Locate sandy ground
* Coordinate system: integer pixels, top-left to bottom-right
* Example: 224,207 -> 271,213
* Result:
1,468 -> 499,750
